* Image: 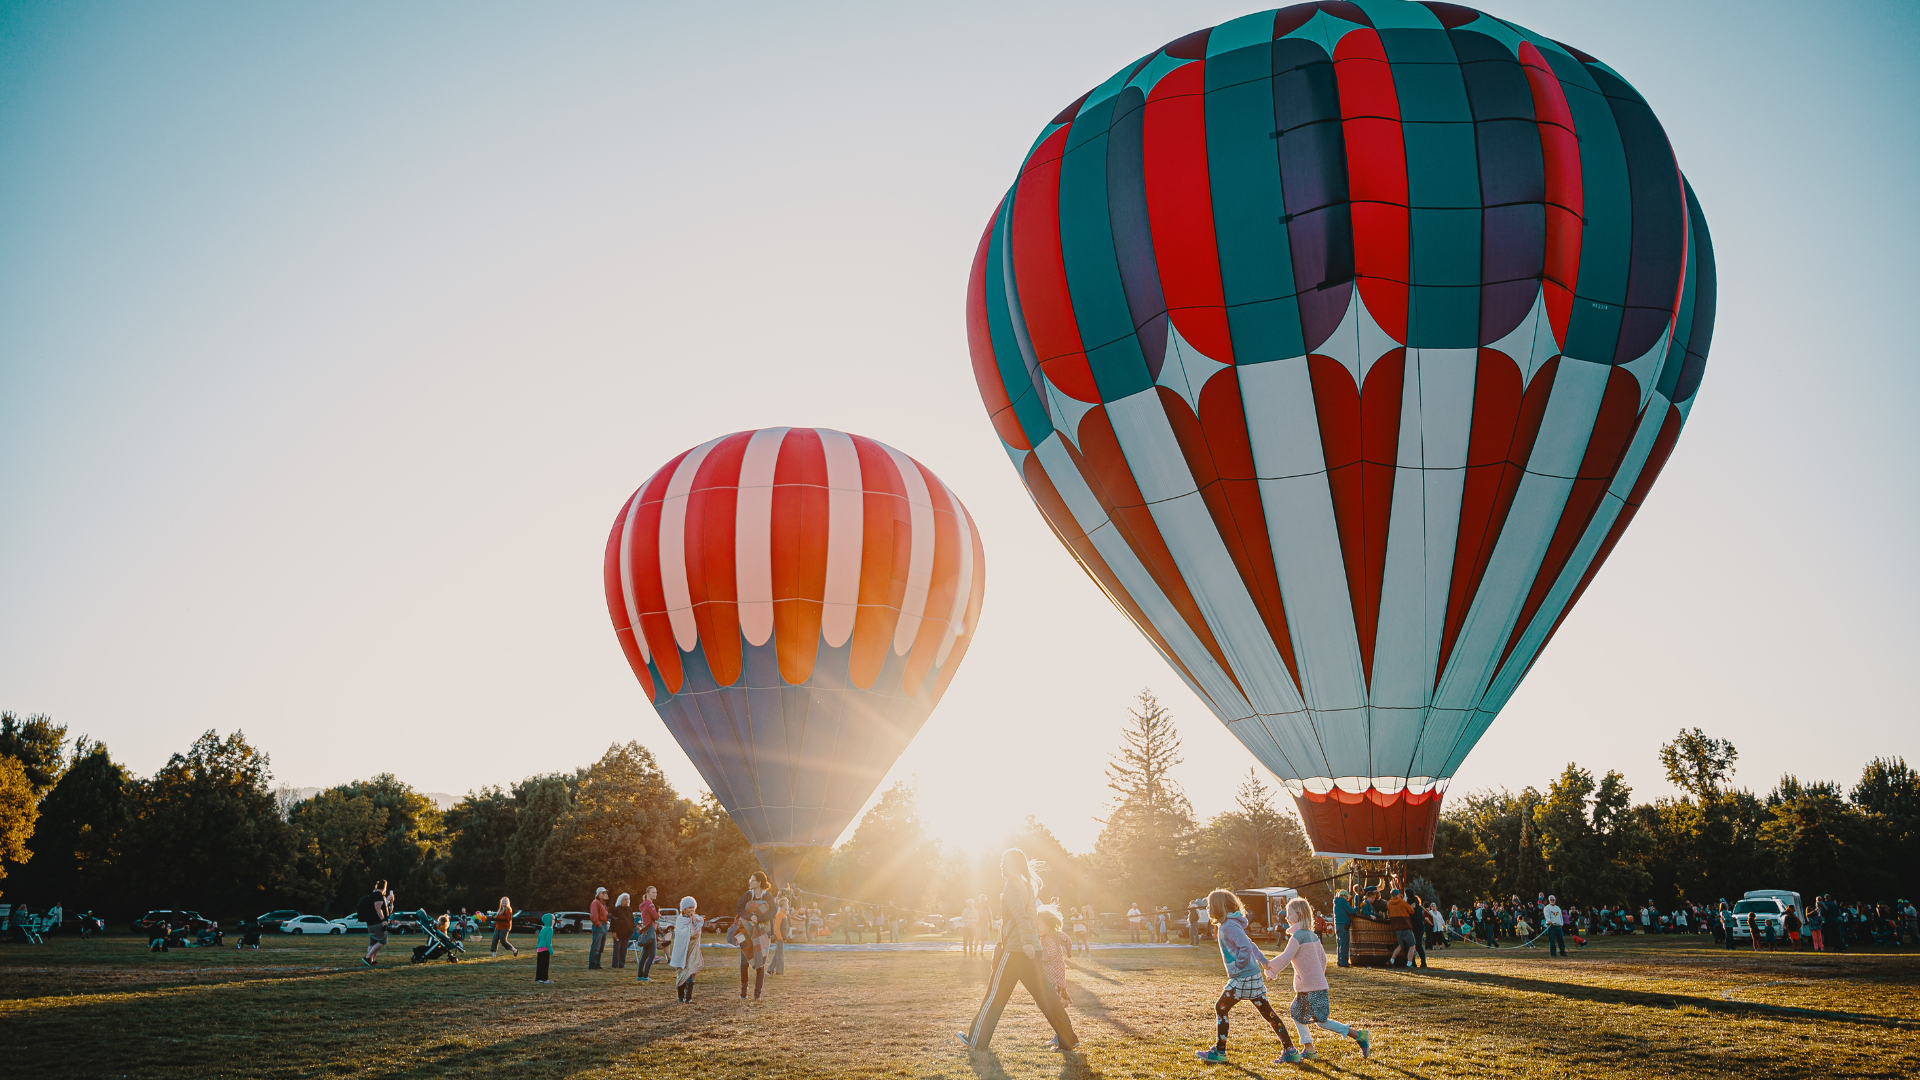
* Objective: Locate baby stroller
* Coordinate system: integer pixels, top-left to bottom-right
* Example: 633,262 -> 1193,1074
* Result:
238,917 -> 262,949
408,909 -> 464,964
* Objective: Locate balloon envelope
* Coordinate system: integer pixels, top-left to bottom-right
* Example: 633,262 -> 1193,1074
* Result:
967,1 -> 1715,858
604,428 -> 985,882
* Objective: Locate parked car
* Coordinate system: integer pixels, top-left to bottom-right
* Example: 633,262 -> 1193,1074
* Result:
384,911 -> 422,935
132,910 -> 216,935
333,913 -> 370,933
255,909 -> 302,934
1729,897 -> 1789,941
551,911 -> 594,934
280,915 -> 343,935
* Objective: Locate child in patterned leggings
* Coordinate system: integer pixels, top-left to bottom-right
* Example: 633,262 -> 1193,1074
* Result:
1265,897 -> 1371,1061
1196,889 -> 1299,1064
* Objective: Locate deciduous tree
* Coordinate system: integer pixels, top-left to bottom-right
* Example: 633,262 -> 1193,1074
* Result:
0,711 -> 68,795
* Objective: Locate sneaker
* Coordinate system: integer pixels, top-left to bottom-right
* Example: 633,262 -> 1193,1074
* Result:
1352,1029 -> 1371,1059
955,1032 -> 976,1051
1278,1048 -> 1304,1063
362,957 -> 373,968
1196,1049 -> 1229,1064
1045,1036 -> 1079,1052
1300,1046 -> 1319,1060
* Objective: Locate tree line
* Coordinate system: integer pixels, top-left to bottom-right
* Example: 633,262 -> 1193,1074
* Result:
4,702 -> 1906,923
1424,729 -> 1919,909
0,693 -> 1329,921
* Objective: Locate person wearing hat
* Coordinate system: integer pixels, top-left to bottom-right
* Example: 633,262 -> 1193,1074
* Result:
588,887 -> 611,969
669,896 -> 705,1001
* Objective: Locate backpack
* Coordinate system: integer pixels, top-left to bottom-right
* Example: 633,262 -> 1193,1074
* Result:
357,894 -> 380,924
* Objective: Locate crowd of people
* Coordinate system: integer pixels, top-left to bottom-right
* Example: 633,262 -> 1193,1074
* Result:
1422,894 -> 1920,952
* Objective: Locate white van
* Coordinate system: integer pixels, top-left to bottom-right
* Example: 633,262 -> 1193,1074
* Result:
1731,889 -> 1803,941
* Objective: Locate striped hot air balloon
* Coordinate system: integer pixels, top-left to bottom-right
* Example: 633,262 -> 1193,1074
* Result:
967,0 -> 1715,859
603,428 -> 984,884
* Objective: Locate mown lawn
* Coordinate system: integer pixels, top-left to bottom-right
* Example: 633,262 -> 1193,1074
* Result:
2,932 -> 1915,1078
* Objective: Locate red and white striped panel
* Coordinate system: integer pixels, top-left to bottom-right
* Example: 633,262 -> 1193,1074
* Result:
604,428 -> 983,699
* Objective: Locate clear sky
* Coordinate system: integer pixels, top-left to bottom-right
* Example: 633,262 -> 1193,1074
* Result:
3,0 -> 1915,853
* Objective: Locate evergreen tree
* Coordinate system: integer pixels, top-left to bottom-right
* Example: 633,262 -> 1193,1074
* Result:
1093,690 -> 1200,909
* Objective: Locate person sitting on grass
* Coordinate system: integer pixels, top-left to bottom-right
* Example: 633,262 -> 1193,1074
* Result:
1194,889 -> 1298,1065
1264,897 -> 1370,1062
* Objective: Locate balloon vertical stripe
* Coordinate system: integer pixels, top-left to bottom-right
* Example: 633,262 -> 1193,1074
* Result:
970,2 -> 1715,859
605,429 -> 984,878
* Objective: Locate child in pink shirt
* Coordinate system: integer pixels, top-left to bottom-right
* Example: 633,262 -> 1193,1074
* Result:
1037,907 -> 1074,1010
1264,897 -> 1371,1061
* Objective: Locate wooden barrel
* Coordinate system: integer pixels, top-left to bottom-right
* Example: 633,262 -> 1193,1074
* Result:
1348,918 -> 1398,968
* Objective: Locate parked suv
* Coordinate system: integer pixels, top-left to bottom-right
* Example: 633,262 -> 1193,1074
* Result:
132,910 -> 217,935
255,909 -> 303,934
1729,897 -> 1788,941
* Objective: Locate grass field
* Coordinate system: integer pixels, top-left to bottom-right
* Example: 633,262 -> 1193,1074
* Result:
3,932 -> 1916,1079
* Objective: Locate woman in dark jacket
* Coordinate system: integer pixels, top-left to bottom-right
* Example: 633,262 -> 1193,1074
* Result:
611,893 -> 636,969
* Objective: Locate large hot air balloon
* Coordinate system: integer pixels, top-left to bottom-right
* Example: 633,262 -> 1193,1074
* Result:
968,0 -> 1715,859
604,428 -> 985,884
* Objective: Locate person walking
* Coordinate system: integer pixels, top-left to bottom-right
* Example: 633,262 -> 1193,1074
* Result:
588,887 -> 611,970
958,848 -> 1080,1053
612,893 -> 635,970
1071,905 -> 1091,957
491,896 -> 519,957
734,871 -> 774,1000
1266,897 -> 1371,1062
1543,895 -> 1566,957
1195,888 -> 1298,1064
361,879 -> 392,968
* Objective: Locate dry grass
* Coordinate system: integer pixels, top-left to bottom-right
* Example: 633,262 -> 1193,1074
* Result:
2,933 -> 1916,1078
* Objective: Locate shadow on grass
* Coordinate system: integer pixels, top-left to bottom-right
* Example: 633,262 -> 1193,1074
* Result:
963,1046 -> 1109,1080
1421,966 -> 1919,1028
